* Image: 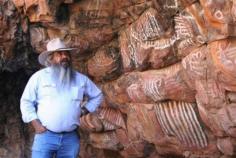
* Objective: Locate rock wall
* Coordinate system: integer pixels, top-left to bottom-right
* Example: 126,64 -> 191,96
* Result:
1,0 -> 236,157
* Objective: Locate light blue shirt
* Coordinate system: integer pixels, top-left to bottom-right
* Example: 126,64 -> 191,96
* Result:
20,67 -> 103,132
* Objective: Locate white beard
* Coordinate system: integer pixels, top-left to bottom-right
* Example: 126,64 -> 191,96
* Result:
51,64 -> 74,91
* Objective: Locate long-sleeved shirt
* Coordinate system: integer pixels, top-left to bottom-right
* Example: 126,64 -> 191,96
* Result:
20,67 -> 103,132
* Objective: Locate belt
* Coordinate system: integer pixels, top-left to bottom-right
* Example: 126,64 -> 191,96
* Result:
47,129 -> 76,134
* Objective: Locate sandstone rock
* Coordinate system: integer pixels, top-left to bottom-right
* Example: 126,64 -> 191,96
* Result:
209,39 -> 236,91
3,0 -> 236,158
87,40 -> 122,82
217,137 -> 234,156
98,107 -> 126,130
80,113 -> 103,132
199,0 -> 236,40
89,131 -> 122,151
119,8 -> 173,72
103,63 -> 196,105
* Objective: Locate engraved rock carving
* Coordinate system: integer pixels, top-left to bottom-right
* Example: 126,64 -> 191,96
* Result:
3,0 -> 236,157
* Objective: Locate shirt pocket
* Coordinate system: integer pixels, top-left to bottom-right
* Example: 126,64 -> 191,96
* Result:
71,86 -> 84,107
40,83 -> 56,97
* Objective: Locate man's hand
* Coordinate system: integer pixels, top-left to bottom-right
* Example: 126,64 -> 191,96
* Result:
31,119 -> 47,134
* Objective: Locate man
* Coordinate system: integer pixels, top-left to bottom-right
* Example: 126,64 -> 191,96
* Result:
20,38 -> 103,158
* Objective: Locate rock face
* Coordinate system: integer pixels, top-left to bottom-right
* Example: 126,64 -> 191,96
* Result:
1,0 -> 236,158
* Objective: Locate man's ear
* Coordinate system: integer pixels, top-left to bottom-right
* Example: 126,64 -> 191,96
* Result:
45,54 -> 54,66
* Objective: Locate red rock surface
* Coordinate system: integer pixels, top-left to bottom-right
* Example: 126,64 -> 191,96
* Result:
1,0 -> 236,158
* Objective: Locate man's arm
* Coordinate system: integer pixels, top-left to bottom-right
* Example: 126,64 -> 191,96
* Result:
83,77 -> 103,113
20,74 -> 46,133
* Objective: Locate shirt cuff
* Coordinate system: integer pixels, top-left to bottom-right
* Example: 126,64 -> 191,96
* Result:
23,114 -> 38,123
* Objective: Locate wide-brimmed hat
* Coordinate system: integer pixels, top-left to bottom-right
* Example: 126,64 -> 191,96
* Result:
38,38 -> 77,66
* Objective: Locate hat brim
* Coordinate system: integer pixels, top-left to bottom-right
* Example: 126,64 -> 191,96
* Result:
38,48 -> 77,66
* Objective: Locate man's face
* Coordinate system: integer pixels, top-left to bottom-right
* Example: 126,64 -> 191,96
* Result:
51,51 -> 71,67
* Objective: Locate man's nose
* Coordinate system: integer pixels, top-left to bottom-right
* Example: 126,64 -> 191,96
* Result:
61,53 -> 69,59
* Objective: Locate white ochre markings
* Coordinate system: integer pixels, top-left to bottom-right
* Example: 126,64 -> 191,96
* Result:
154,101 -> 208,148
143,78 -> 164,101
